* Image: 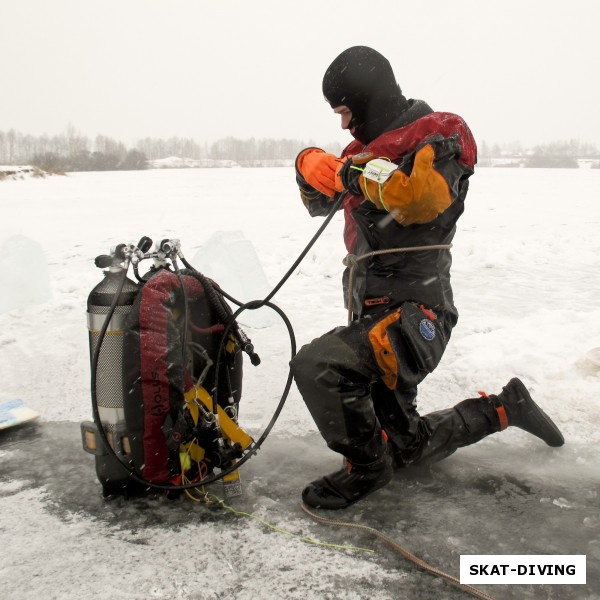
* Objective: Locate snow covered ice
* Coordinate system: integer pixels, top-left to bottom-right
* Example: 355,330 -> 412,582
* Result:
0,166 -> 599,599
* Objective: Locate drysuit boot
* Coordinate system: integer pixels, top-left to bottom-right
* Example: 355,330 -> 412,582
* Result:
492,377 -> 564,447
302,451 -> 394,510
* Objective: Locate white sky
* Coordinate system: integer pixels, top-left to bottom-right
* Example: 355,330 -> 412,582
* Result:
2,0 -> 599,148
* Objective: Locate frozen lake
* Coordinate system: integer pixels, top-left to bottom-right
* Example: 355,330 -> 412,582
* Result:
1,166 -> 599,599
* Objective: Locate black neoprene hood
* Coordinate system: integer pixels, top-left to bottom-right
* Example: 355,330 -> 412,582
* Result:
322,46 -> 408,144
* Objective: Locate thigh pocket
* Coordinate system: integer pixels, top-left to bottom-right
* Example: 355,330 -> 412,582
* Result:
397,302 -> 448,373
368,302 -> 449,390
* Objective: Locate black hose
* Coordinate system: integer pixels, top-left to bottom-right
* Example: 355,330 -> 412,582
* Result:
184,267 -> 260,367
204,297 -> 296,452
172,258 -> 190,363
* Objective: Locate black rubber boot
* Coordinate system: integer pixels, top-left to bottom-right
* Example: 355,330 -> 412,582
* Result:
493,378 -> 565,447
302,452 -> 394,510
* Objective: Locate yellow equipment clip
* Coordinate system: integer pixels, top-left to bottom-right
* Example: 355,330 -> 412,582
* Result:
184,385 -> 253,450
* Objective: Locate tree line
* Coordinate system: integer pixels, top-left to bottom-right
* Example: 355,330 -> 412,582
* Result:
136,135 -> 334,162
0,127 -> 336,173
479,139 -> 600,168
0,127 -> 147,173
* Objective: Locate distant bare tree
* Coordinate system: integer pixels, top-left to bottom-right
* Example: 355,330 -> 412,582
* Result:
118,149 -> 147,170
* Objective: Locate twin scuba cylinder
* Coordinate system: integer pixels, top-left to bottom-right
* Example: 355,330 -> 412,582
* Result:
81,236 -> 258,499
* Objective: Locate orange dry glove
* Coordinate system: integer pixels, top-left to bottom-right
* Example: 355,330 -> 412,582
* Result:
296,148 -> 346,198
360,144 -> 452,225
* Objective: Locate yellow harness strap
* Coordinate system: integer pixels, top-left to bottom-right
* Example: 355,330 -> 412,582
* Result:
184,385 -> 253,450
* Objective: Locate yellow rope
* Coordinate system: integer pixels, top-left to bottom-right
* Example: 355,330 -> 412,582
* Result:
203,494 -> 374,553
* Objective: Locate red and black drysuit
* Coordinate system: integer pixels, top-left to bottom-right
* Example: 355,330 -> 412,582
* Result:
290,100 -> 504,468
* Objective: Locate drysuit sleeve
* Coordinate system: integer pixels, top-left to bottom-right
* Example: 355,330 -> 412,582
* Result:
358,135 -> 471,226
